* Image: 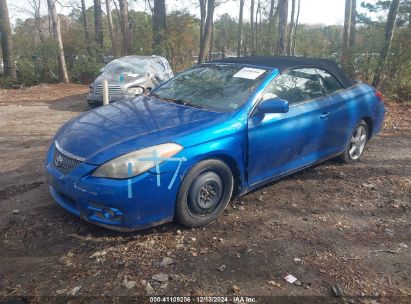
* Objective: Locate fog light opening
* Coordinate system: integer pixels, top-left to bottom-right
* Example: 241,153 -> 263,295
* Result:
102,207 -> 121,220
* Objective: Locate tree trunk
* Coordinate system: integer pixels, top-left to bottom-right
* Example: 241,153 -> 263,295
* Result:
237,0 -> 244,57
197,0 -> 215,64
80,0 -> 90,51
256,0 -> 261,54
272,4 -> 280,25
48,12 -> 52,37
112,0 -> 121,31
119,0 -> 130,55
0,0 -> 16,80
268,0 -> 279,54
408,2 -> 411,29
29,0 -> 46,79
105,0 -> 118,57
126,5 -> 135,43
348,0 -> 357,76
269,0 -> 276,19
199,0 -> 206,37
372,0 -> 400,88
250,0 -> 255,55
208,20 -> 214,60
93,0 -> 103,49
321,27 -> 328,56
276,0 -> 288,55
199,0 -> 206,60
46,0 -> 69,83
152,0 -> 166,55
286,0 -> 296,55
349,0 -> 356,47
342,0 -> 352,71
32,0 -> 45,43
291,0 -> 300,55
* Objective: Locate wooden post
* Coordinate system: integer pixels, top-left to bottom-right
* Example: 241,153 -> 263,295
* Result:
103,79 -> 109,106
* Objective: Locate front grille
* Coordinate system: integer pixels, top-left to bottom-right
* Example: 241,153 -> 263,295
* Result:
94,84 -> 122,96
53,146 -> 83,175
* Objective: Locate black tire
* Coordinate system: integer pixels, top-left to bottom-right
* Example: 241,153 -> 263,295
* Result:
339,120 -> 368,163
175,159 -> 234,227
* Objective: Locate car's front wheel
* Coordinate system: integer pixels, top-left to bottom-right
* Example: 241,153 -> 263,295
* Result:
340,120 -> 369,163
175,159 -> 234,227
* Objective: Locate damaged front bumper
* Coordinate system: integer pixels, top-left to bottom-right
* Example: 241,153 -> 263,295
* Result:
86,93 -> 135,107
45,145 -> 179,231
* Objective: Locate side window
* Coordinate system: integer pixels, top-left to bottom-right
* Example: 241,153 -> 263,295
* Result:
262,68 -> 324,104
316,69 -> 343,94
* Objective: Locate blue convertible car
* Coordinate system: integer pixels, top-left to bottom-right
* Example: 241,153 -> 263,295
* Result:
45,56 -> 385,230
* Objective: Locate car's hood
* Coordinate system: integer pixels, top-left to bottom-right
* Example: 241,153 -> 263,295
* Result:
55,96 -> 227,165
94,73 -> 148,88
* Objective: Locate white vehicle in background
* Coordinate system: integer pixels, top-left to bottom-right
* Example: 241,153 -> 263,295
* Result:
87,55 -> 174,107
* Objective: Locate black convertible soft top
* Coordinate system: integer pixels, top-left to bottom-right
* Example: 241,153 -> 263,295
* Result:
211,56 -> 356,89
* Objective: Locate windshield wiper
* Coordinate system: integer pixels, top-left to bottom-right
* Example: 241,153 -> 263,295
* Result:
171,99 -> 207,109
148,93 -> 206,109
148,92 -> 161,99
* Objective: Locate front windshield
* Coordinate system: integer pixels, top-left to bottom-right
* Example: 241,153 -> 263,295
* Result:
151,64 -> 269,112
103,60 -> 149,77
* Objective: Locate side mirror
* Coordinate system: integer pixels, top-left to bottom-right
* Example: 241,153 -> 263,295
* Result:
259,98 -> 289,114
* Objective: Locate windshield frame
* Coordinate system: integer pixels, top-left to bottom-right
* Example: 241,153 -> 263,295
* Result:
151,63 -> 274,113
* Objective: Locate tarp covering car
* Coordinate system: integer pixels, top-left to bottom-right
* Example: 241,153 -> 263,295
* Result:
87,55 -> 174,107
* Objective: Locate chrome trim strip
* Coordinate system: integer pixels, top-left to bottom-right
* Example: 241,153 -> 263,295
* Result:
55,140 -> 86,162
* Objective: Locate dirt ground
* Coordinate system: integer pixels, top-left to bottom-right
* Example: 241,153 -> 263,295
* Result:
0,84 -> 410,303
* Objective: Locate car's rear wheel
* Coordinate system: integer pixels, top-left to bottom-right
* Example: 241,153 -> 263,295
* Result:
175,159 -> 233,227
340,120 -> 368,163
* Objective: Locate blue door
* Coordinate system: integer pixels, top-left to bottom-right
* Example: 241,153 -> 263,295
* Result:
247,68 -> 334,186
315,68 -> 352,154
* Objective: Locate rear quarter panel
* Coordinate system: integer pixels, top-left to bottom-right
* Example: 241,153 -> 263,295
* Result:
336,83 -> 385,147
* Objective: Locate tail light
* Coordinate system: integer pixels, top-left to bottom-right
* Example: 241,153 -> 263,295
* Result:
375,90 -> 384,103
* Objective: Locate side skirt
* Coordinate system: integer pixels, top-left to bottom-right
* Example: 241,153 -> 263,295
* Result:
239,151 -> 344,196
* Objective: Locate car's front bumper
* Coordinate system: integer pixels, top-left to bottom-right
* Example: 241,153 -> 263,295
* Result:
86,93 -> 134,107
45,151 -> 179,231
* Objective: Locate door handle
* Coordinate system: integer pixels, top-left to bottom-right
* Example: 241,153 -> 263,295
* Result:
320,112 -> 330,119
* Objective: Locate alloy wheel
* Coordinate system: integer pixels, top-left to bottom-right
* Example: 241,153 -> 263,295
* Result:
349,125 -> 367,160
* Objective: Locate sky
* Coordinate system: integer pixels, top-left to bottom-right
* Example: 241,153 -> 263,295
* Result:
181,0 -> 347,25
7,0 -> 376,27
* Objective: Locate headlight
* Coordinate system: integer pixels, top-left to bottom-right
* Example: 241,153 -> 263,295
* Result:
127,86 -> 144,95
92,143 -> 183,179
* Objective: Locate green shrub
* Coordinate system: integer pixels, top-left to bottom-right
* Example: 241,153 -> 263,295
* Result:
382,58 -> 411,101
16,56 -> 38,86
70,56 -> 103,84
0,76 -> 20,89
